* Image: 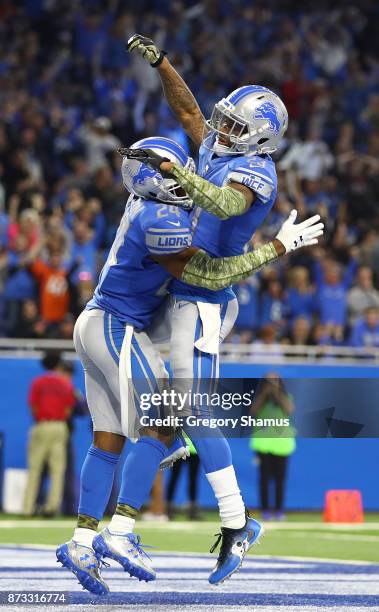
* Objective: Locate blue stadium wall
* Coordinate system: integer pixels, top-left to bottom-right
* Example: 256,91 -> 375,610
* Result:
0,357 -> 378,511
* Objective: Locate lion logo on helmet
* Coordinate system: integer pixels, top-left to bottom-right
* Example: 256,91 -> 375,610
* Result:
254,102 -> 281,134
133,165 -> 158,186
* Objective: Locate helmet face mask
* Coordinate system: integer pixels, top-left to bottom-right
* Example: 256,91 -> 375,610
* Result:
209,103 -> 248,139
204,86 -> 288,156
206,103 -> 250,155
121,137 -> 195,210
154,173 -> 193,206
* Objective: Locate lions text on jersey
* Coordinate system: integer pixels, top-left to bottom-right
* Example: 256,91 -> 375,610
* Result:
171,134 -> 277,303
88,197 -> 191,329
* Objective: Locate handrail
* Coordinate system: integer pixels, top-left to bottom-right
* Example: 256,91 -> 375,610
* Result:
0,338 -> 377,363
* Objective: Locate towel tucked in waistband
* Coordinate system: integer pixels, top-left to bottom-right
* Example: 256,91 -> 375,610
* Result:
194,302 -> 222,355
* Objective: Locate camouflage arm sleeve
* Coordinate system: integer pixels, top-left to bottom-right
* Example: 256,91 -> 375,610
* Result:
170,163 -> 247,219
181,243 -> 278,290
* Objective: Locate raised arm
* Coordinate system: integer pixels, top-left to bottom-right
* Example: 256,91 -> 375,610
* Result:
156,58 -> 206,148
127,34 -> 206,149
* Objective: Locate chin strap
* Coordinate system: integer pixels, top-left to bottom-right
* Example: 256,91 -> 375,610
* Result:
169,163 -> 247,219
181,243 -> 278,290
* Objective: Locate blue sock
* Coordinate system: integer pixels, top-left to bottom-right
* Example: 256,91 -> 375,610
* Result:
78,445 -> 120,520
118,436 -> 166,510
184,424 -> 232,473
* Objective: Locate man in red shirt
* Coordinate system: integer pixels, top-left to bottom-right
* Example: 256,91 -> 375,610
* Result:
23,351 -> 75,516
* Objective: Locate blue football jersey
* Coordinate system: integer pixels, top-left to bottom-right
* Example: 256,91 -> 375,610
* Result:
171,136 -> 277,303
88,197 -> 192,328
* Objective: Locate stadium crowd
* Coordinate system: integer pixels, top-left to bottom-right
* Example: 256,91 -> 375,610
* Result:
0,0 -> 379,347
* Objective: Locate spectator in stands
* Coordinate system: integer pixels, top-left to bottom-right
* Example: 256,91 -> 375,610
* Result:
350,307 -> 379,348
252,325 -> 285,359
69,219 -> 98,285
286,267 -> 315,323
290,316 -> 311,346
321,175 -> 343,218
233,278 -> 259,340
348,266 -> 379,324
0,201 -> 8,250
1,234 -> 36,335
0,1 -> 378,348
310,322 -> 335,347
302,179 -> 327,214
359,230 -> 379,272
260,280 -> 287,335
250,373 -> 295,520
56,313 -> 76,341
8,208 -> 40,252
78,117 -> 121,173
29,252 -> 78,335
70,278 -> 95,318
23,351 -> 75,516
14,299 -> 45,339
278,127 -> 334,181
315,261 -> 350,344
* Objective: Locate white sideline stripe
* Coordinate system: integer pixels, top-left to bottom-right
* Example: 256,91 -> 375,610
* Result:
1,520 -> 379,530
1,543 -> 57,550
289,532 -> 379,543
259,554 -> 379,566
1,545 -> 378,566
1,337 -> 378,363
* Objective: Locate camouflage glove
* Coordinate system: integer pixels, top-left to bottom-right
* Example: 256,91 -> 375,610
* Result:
117,147 -> 172,178
127,34 -> 167,67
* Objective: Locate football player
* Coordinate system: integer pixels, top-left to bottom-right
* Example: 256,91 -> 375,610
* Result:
126,34 -> 322,584
56,136 -> 322,594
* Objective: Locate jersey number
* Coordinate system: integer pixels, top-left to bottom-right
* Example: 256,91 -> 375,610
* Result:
156,205 -> 181,219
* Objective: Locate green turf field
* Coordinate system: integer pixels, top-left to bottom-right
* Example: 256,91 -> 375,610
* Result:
1,512 -> 378,563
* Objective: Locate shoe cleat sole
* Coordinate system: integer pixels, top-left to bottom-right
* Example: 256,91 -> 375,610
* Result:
209,523 -> 265,586
56,545 -> 109,596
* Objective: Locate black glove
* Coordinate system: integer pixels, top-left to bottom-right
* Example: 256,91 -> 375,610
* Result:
117,148 -> 173,178
127,34 -> 167,67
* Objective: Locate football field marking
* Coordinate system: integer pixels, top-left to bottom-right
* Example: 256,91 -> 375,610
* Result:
1,543 -> 379,566
1,520 -> 379,530
1,546 -> 379,611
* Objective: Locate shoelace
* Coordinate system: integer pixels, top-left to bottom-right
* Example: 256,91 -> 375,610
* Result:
209,530 -> 235,564
91,552 -> 110,571
120,533 -> 154,561
210,532 -> 222,554
79,551 -> 110,572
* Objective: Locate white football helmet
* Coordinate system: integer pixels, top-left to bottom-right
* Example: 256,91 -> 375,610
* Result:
120,136 -> 195,209
204,85 -> 288,156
